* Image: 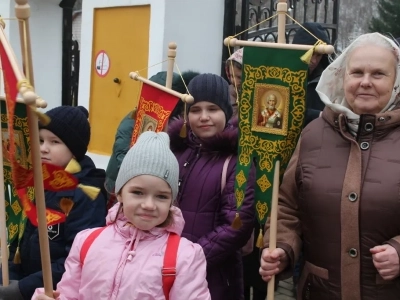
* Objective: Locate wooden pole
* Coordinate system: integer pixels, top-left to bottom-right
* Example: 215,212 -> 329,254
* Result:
164,42 -> 177,132
14,0 -> 53,296
0,95 -> 47,107
224,38 -> 335,54
267,2 -> 286,299
15,0 -> 34,86
277,0 -> 287,44
129,72 -> 193,104
266,161 -> 280,300
165,42 -> 176,89
0,97 -> 9,287
0,20 -> 9,287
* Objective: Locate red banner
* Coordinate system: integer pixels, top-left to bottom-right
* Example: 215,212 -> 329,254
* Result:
0,40 -> 20,185
130,83 -> 179,146
16,188 -> 66,227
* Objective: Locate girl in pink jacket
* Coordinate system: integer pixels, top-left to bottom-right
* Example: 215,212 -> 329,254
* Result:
34,131 -> 211,300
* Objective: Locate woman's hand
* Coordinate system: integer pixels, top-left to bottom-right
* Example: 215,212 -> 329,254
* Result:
35,291 -> 60,300
259,247 -> 288,282
370,244 -> 400,280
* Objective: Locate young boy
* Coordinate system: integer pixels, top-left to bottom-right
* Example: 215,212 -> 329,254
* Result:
0,106 -> 107,300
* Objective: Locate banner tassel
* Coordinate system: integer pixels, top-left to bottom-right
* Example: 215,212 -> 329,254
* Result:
13,246 -> 21,264
256,228 -> 264,248
179,102 -> 188,138
60,198 -> 74,216
131,107 -> 137,120
35,110 -> 51,125
179,122 -> 187,138
300,48 -> 314,65
78,184 -> 100,200
231,212 -> 243,229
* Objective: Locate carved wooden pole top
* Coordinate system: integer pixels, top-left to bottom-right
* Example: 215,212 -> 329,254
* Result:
15,0 -> 31,20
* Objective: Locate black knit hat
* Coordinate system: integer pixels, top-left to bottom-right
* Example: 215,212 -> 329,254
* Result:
292,22 -> 330,45
40,106 -> 90,161
187,73 -> 233,122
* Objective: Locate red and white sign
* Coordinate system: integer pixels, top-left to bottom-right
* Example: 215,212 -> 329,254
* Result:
95,50 -> 110,77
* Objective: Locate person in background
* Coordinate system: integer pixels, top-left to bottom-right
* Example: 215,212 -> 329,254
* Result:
292,22 -> 331,127
105,71 -> 199,206
260,32 -> 400,299
225,48 -> 243,118
0,106 -> 107,300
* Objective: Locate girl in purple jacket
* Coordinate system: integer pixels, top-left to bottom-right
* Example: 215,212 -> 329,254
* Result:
34,132 -> 210,300
169,73 -> 255,300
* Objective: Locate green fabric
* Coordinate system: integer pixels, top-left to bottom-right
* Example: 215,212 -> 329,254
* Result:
105,112 -> 134,194
1,101 -> 30,244
235,47 -> 308,223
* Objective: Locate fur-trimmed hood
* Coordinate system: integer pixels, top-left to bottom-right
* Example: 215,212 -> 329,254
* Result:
168,118 -> 239,155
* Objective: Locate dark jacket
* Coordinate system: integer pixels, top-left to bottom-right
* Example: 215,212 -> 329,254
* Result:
169,119 -> 255,300
13,156 -> 107,299
105,112 -> 134,195
265,107 -> 400,299
292,22 -> 330,127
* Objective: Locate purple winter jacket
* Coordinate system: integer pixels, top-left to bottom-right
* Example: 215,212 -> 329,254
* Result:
169,119 -> 255,300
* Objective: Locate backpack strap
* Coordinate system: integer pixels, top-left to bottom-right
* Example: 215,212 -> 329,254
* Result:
80,226 -> 107,266
221,155 -> 233,194
162,233 -> 181,300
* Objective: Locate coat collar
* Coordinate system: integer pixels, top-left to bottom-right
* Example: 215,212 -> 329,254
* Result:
322,106 -> 400,141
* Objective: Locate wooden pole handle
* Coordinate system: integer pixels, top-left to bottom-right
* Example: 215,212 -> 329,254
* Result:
15,0 -> 34,86
14,0 -> 53,296
224,37 -> 335,54
266,160 -> 280,300
164,42 -> 177,132
277,0 -> 287,44
129,72 -> 193,104
166,42 -> 177,89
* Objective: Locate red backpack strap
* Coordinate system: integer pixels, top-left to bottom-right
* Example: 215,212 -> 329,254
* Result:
162,233 -> 181,300
80,226 -> 107,266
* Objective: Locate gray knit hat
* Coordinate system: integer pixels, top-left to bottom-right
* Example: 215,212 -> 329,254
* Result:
115,131 -> 179,200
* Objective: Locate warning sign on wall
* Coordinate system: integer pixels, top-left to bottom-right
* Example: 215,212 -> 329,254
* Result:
95,50 -> 110,77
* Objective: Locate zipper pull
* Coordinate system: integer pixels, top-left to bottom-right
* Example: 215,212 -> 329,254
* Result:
183,161 -> 189,167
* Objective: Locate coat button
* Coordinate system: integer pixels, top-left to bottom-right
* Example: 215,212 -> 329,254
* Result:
349,248 -> 358,258
364,122 -> 374,132
348,192 -> 358,202
360,142 -> 369,150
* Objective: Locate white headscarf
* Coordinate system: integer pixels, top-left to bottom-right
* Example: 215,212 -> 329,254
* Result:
316,33 -> 400,135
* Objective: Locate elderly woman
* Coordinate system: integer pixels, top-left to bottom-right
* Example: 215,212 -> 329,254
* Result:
259,32 -> 400,299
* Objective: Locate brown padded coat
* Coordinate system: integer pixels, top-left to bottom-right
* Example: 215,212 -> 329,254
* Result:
264,107 -> 400,300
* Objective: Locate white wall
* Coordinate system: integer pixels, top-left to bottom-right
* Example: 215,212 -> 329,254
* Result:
29,0 -> 62,110
0,0 -> 62,110
163,0 -> 224,75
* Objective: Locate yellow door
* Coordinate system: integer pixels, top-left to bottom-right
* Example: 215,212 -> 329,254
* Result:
89,5 -> 150,155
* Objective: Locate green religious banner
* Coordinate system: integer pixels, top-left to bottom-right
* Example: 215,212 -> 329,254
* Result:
1,100 -> 31,246
234,46 -> 308,243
